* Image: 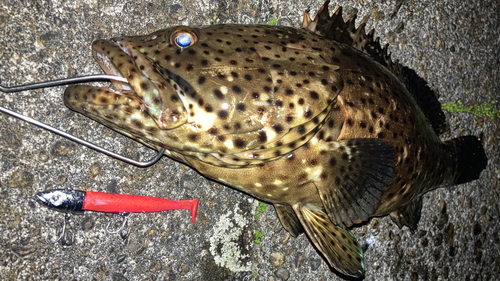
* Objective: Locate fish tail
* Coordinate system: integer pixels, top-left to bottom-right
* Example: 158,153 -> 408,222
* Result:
445,136 -> 487,185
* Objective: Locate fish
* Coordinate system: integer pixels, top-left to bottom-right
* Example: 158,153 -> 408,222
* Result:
60,0 -> 487,277
35,189 -> 199,223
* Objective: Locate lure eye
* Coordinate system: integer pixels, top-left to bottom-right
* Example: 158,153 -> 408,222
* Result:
171,29 -> 198,49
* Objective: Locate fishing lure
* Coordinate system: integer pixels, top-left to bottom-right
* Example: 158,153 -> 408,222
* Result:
36,189 -> 199,244
36,189 -> 199,223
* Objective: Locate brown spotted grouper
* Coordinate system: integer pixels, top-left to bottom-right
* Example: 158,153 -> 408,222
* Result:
63,1 -> 487,277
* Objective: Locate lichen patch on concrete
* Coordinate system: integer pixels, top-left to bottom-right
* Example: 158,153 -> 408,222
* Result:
208,207 -> 253,272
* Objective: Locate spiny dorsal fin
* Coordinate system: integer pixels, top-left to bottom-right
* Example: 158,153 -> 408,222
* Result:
302,0 -> 447,135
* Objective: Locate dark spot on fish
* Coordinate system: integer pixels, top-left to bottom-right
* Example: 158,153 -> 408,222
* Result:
235,139 -> 245,148
198,77 -> 206,84
298,125 -> 306,134
328,119 -> 334,128
310,91 -> 319,99
258,131 -> 267,143
232,85 -> 242,93
245,74 -> 252,81
273,124 -> 284,133
218,110 -> 228,119
214,89 -> 224,99
236,103 -> 246,111
205,105 -> 213,112
188,134 -> 198,141
341,153 -> 349,160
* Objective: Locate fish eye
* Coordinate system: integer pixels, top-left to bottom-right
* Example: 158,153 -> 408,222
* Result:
171,29 -> 198,49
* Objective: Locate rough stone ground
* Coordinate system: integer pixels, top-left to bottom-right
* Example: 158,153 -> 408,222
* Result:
0,0 -> 498,280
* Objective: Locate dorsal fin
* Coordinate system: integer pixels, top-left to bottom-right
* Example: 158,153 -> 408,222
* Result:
302,0 -> 447,135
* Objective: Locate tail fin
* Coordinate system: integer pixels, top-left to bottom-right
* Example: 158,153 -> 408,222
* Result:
445,136 -> 487,185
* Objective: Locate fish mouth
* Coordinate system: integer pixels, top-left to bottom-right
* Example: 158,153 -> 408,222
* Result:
92,41 -> 134,92
64,38 -> 189,133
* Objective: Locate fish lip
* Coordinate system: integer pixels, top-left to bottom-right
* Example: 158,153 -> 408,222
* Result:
92,41 -> 130,91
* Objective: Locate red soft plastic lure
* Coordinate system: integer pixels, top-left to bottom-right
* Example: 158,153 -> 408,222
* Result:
36,189 -> 199,223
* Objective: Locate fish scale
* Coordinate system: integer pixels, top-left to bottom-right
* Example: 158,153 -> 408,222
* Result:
62,1 -> 487,277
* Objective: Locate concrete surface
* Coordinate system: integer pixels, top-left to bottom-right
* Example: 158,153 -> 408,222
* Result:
0,0 -> 498,280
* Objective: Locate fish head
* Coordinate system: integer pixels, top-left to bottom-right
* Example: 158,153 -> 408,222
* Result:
64,25 -> 343,156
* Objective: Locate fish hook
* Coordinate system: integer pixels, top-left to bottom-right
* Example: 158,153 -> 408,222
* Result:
44,212 -> 75,246
106,212 -> 131,239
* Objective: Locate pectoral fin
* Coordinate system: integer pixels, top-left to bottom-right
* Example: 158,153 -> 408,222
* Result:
317,138 -> 396,227
293,203 -> 364,277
